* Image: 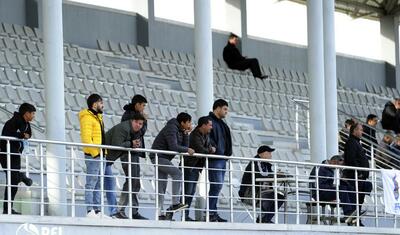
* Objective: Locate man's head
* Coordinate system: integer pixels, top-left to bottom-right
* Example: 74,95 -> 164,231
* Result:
395,135 -> 400,146
131,94 -> 147,113
177,112 -> 192,131
87,94 -> 104,114
228,33 -> 239,46
344,119 -> 355,130
213,99 -> 229,119
197,116 -> 213,134
394,98 -> 400,109
19,103 -> 36,122
257,145 -> 275,160
383,130 -> 395,144
366,114 -> 378,127
328,155 -> 344,166
350,123 -> 363,138
130,113 -> 145,132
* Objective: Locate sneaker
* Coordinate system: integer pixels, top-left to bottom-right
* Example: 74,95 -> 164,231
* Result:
185,216 -> 195,221
3,209 -> 21,215
159,214 -> 174,221
86,210 -> 98,218
166,203 -> 188,212
20,175 -> 33,186
209,213 -> 227,222
96,211 -> 112,219
258,75 -> 268,79
112,211 -> 128,219
345,210 -> 366,224
132,213 -> 148,220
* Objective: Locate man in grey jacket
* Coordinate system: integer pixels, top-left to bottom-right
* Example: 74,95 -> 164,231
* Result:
105,113 -> 147,219
183,116 -> 215,221
150,112 -> 195,220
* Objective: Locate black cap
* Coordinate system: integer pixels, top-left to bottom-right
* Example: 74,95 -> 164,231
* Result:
257,145 -> 275,154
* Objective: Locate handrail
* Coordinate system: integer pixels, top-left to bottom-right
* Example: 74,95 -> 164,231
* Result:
0,106 -> 45,133
0,135 -> 383,173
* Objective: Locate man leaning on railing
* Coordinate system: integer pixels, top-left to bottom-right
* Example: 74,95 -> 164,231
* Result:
0,103 -> 35,215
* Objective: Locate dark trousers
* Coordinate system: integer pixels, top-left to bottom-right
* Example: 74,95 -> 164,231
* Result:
119,155 -> 141,215
183,166 -> 203,217
260,192 -> 285,222
0,154 -> 22,212
317,184 -> 356,216
347,179 -> 372,213
230,58 -> 262,78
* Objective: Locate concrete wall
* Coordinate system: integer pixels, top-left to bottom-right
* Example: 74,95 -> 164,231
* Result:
0,0 -> 26,26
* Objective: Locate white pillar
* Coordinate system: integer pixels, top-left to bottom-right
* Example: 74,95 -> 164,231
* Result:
307,0 -> 327,163
194,0 -> 213,220
194,0 -> 213,116
323,0 -> 338,157
148,0 -> 155,47
240,0 -> 248,54
43,0 -> 67,216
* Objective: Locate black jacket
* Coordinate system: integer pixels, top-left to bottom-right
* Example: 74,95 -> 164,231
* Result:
381,101 -> 400,133
208,112 -> 232,158
362,124 -> 377,151
0,112 -> 32,155
121,104 -> 147,158
309,160 -> 336,198
184,127 -> 213,168
239,155 -> 273,198
343,135 -> 370,180
105,120 -> 143,163
223,42 -> 245,68
150,118 -> 189,161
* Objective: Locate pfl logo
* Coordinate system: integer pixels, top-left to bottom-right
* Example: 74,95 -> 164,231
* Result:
16,223 -> 62,235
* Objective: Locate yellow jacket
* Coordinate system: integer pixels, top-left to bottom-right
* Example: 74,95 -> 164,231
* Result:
79,109 -> 104,157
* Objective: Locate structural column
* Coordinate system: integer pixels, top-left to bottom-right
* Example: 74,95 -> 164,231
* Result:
323,0 -> 338,157
240,0 -> 248,54
43,0 -> 67,216
148,0 -> 155,47
307,0 -> 327,163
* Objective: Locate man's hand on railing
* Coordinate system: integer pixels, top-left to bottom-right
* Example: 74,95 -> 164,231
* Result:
209,147 -> 216,154
188,148 -> 195,156
23,133 -> 30,139
132,139 -> 141,148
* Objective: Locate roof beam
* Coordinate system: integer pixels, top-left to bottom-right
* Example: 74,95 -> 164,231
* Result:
336,0 -> 385,16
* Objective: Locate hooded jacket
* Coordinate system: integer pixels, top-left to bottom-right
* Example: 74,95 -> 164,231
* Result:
0,112 -> 32,155
381,101 -> 400,133
184,127 -> 213,168
239,155 -> 273,198
105,120 -> 143,163
343,135 -> 370,180
223,42 -> 245,68
150,118 -> 189,161
121,103 -> 147,158
208,112 -> 232,158
79,109 -> 104,157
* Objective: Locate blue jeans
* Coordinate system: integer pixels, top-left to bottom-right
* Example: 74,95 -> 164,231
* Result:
208,160 -> 226,212
85,155 -> 101,212
184,167 -> 202,208
104,164 -> 117,215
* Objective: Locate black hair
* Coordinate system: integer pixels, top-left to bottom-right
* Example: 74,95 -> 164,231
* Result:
131,94 -> 147,105
131,113 -> 146,121
177,112 -> 192,124
330,155 -> 344,162
366,114 -> 378,123
197,116 -> 212,127
87,94 -> 102,109
229,33 -> 239,39
19,103 -> 36,115
213,99 -> 229,110
344,119 -> 355,126
350,123 -> 361,135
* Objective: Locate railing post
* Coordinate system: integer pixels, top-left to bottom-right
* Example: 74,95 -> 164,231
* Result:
205,156 -> 210,222
181,154 -> 185,221
155,153 -> 159,220
316,166 -> 320,225
307,110 -> 310,149
371,145 -> 375,169
128,151 -> 133,219
99,148 -> 105,217
295,166 -> 300,224
229,159 -> 234,223
373,170 -> 379,227
39,143 -> 44,216
71,147 -> 76,217
335,168 -> 340,224
273,163 -> 278,224
6,140 -> 11,215
251,160 -> 256,223
295,104 -> 299,149
355,170 -> 360,227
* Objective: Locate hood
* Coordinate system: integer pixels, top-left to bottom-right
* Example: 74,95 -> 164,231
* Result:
123,103 -> 135,111
166,118 -> 180,129
385,101 -> 395,108
12,112 -> 25,124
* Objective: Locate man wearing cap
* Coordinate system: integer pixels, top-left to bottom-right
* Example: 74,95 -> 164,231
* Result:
309,155 -> 357,224
238,145 -> 284,223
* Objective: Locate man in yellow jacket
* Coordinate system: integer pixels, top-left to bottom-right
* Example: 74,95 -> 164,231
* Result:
79,94 -> 115,218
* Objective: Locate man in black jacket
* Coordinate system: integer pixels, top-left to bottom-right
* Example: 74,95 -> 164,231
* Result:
151,112 -> 195,220
182,116 -> 215,221
381,99 -> 400,133
223,33 -> 267,79
239,146 -> 284,223
207,99 -> 232,222
105,113 -> 147,219
343,123 -> 373,226
309,155 -> 356,221
0,103 -> 35,214
362,114 -> 378,158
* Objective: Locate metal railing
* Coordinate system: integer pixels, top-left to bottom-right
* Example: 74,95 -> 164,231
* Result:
0,136 -> 397,228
